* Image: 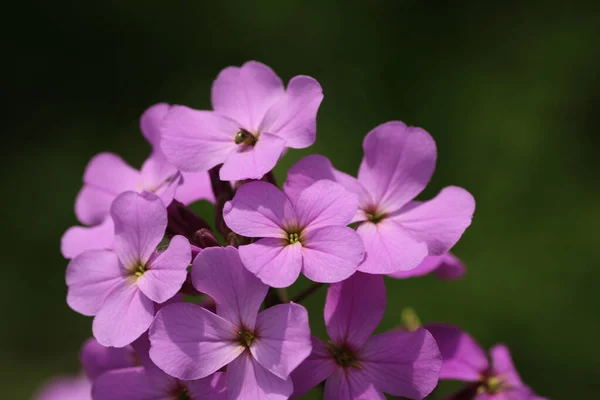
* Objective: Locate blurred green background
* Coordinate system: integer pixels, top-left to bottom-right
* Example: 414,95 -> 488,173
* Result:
4,1 -> 599,398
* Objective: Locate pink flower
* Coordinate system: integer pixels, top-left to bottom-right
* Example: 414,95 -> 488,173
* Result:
160,61 -> 323,181
389,252 -> 466,280
426,323 -> 547,400
222,181 -> 365,287
66,191 -> 191,347
149,247 -> 312,400
284,122 -> 475,274
291,272 -> 442,399
33,374 -> 91,400
61,103 -> 213,259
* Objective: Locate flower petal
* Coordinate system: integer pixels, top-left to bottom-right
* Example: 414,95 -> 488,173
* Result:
192,246 -> 268,329
391,186 -> 475,256
141,103 -> 171,150
295,180 -> 358,231
176,171 -> 215,205
301,226 -> 364,283
424,323 -> 488,381
137,235 -> 191,304
434,253 -> 466,280
161,106 -> 238,172
388,252 -> 465,280
75,152 -> 141,226
66,249 -> 124,316
283,154 -> 363,201
186,372 -> 228,400
490,345 -> 523,387
356,219 -> 428,274
223,181 -> 295,238
111,191 -> 167,268
92,366 -> 176,400
226,351 -> 293,400
259,75 -> 323,149
251,303 -> 312,379
219,132 -> 286,181
239,240 -> 303,288
359,328 -> 442,399
61,217 -> 114,259
149,303 -> 243,380
358,121 -> 437,213
93,281 -> 154,347
34,374 -> 91,400
324,368 -> 386,400
80,337 -> 135,380
138,153 -> 178,196
324,272 -> 385,349
211,61 -> 285,132
290,337 -> 337,398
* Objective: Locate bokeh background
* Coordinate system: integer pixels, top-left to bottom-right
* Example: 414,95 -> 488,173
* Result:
4,1 -> 599,398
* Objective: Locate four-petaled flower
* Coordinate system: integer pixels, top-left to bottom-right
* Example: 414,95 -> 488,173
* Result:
222,180 -> 365,287
66,191 -> 191,347
149,246 -> 312,400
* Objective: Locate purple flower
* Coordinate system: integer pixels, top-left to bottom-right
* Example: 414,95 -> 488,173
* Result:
66,191 -> 191,347
93,334 -> 227,400
61,103 -> 213,259
33,374 -> 91,400
160,61 -> 323,181
426,323 -> 547,400
291,272 -> 442,399
389,252 -> 465,280
222,181 -> 365,287
80,337 -> 136,380
284,122 -> 476,274
149,246 -> 312,400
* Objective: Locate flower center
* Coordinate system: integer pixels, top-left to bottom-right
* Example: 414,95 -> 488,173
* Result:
132,264 -> 146,278
176,385 -> 191,400
326,342 -> 362,369
237,330 -> 255,347
477,375 -> 509,395
366,211 -> 386,224
288,232 -> 300,244
234,128 -> 258,147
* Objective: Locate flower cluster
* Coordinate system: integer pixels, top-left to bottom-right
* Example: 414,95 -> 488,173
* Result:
35,61 -> 548,399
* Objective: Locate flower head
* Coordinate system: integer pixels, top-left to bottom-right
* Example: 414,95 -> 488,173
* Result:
426,323 -> 547,400
284,122 -> 476,274
291,272 -> 442,399
66,191 -> 191,347
149,246 -> 312,400
222,180 -> 365,287
160,61 -> 323,181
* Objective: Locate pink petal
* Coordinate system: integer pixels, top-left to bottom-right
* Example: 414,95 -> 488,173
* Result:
290,337 -> 337,398
75,152 -> 141,226
284,154 -> 363,201
324,368 -> 386,400
34,374 -> 91,400
91,366 -> 176,400
251,303 -> 312,379
239,240 -> 303,288
357,121 -> 437,213
140,103 -> 170,149
92,281 -> 154,347
61,217 -> 114,259
425,323 -> 489,381
392,186 -> 475,255
388,252 -> 465,280
301,226 -> 364,283
138,153 -> 178,195
219,132 -> 286,181
192,246 -> 268,329
259,75 -> 323,149
490,345 -> 523,387
80,337 -> 135,380
66,249 -> 124,316
111,191 -> 167,268
223,181 -> 295,238
359,328 -> 442,399
149,303 -> 243,380
226,351 -> 293,400
295,180 -> 358,231
137,235 -> 191,304
434,253 -> 466,280
211,61 -> 285,132
356,219 -> 428,274
186,372 -> 228,400
161,106 -> 238,172
324,272 -> 385,349
176,171 -> 215,205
